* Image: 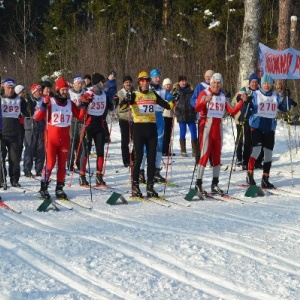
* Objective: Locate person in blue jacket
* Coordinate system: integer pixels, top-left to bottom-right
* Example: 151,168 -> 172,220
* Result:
245,73 -> 296,188
104,71 -> 117,103
139,69 -> 174,183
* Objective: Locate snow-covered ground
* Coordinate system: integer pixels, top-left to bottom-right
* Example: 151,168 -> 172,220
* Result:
1,118 -> 300,300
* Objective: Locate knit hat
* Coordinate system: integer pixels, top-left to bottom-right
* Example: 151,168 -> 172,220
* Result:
15,85 -> 25,95
162,78 -> 172,86
260,73 -> 273,86
123,75 -> 133,83
73,75 -> 83,84
42,81 -> 52,89
205,70 -> 214,77
248,73 -> 259,84
150,69 -> 161,79
91,73 -> 105,85
210,73 -> 223,85
178,75 -> 187,82
30,83 -> 42,94
55,77 -> 69,91
3,78 -> 16,87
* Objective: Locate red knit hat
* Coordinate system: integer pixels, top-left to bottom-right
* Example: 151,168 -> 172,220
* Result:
55,77 -> 69,91
30,83 -> 41,94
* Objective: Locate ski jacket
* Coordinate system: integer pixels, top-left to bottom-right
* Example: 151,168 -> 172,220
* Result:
244,88 -> 293,133
119,89 -> 174,123
83,85 -> 113,132
1,93 -> 22,137
173,83 -> 196,123
190,81 -> 210,108
116,87 -> 134,121
195,87 -> 243,126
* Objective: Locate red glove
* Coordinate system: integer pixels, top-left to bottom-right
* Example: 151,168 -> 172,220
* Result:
43,95 -> 50,104
81,91 -> 93,103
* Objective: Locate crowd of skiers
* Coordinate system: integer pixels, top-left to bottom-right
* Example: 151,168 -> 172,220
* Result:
0,69 -> 297,201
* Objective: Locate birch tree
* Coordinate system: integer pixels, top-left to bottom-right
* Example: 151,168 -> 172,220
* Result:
237,0 -> 261,90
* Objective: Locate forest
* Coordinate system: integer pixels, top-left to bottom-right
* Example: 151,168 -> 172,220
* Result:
0,0 -> 299,98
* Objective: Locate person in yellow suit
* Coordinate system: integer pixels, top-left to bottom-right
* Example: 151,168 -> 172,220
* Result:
120,71 -> 174,198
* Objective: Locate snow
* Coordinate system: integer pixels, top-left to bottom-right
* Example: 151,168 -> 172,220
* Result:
1,118 -> 300,300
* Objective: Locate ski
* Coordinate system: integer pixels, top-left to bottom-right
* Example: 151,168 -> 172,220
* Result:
205,193 -> 227,202
160,196 -> 191,207
59,198 -> 93,210
54,199 -> 73,210
0,200 -> 21,214
262,188 -> 299,198
129,196 -> 170,207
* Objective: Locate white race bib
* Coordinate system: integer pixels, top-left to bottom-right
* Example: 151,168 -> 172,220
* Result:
50,98 -> 72,127
256,92 -> 277,119
207,94 -> 226,118
87,93 -> 106,116
1,97 -> 21,118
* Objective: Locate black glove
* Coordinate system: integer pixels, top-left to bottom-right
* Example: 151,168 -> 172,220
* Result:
0,130 -> 2,140
246,95 -> 252,104
172,89 -> 180,102
224,90 -> 231,98
125,91 -> 131,101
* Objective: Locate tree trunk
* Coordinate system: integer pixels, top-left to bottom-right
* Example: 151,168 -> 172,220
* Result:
237,0 -> 262,90
275,0 -> 292,90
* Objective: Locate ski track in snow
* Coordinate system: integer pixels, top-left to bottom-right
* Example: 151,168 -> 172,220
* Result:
1,121 -> 300,299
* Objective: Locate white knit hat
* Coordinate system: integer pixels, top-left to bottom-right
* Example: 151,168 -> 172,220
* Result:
210,73 -> 223,85
162,78 -> 172,87
15,85 -> 25,95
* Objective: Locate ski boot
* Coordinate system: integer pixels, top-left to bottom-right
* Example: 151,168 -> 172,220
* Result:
132,181 -> 143,198
139,169 -> 146,184
154,168 -> 166,183
79,174 -> 89,186
40,181 -> 50,200
261,175 -> 275,189
195,179 -> 207,197
211,177 -> 224,195
55,182 -> 68,199
146,181 -> 159,198
246,171 -> 256,186
95,173 -> 106,186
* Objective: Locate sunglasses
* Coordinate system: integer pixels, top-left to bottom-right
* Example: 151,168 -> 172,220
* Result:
140,78 -> 150,83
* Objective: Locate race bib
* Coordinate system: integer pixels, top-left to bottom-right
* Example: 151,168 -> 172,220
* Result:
207,94 -> 226,118
1,97 -> 21,118
256,92 -> 277,118
50,98 -> 72,127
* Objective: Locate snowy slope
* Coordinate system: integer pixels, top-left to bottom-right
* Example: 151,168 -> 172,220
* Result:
1,118 -> 300,300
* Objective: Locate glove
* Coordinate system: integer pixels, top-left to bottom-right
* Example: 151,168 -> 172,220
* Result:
224,90 -> 231,99
81,92 -> 93,103
125,91 -> 131,102
171,89 -> 180,102
43,95 -> 50,105
291,99 -> 297,107
0,130 -> 2,140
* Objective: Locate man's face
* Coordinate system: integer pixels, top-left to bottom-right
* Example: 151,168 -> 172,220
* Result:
33,89 -> 42,98
179,80 -> 187,88
249,79 -> 259,90
74,81 -> 83,92
84,78 -> 91,86
210,81 -> 222,93
205,75 -> 212,83
4,85 -> 15,97
59,88 -> 69,98
123,80 -> 132,91
139,78 -> 150,91
151,76 -> 161,85
43,87 -> 51,95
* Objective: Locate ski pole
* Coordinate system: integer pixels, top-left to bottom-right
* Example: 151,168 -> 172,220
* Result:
67,119 -> 78,170
102,118 -> 112,176
0,139 -> 7,190
163,113 -> 176,195
226,102 -> 250,194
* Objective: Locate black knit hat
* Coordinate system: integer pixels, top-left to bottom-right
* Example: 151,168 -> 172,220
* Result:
178,75 -> 187,82
123,75 -> 133,83
92,73 -> 105,85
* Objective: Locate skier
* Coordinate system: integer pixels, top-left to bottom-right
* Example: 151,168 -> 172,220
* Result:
173,75 -> 197,157
22,83 -> 46,177
139,69 -> 173,184
34,77 -> 88,200
78,73 -> 114,187
67,75 -> 86,171
194,73 -> 246,196
244,73 -> 296,188
116,75 -> 135,168
119,71 -> 174,198
0,78 -> 22,187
